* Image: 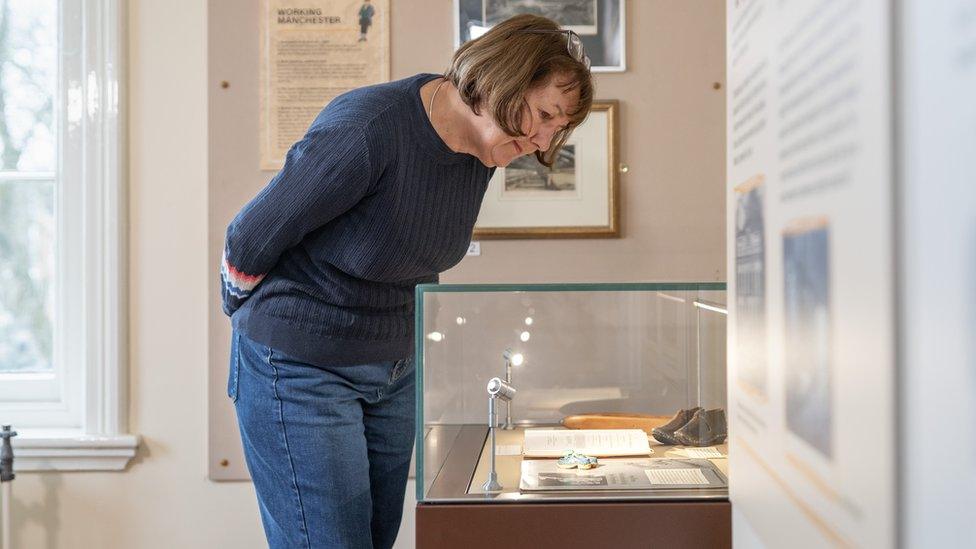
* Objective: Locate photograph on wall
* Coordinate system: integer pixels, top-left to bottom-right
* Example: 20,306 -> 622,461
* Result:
260,0 -> 390,170
734,175 -> 767,398
783,219 -> 832,458
474,101 -> 618,238
485,0 -> 598,35
455,0 -> 625,71
503,144 -> 578,197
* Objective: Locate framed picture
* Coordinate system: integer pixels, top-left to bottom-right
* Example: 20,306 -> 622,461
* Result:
474,101 -> 619,239
454,0 -> 626,72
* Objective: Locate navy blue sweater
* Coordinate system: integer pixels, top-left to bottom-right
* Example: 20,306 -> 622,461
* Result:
222,73 -> 492,365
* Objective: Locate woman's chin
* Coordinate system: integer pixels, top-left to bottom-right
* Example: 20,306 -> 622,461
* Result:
493,152 -> 522,168
487,154 -> 511,168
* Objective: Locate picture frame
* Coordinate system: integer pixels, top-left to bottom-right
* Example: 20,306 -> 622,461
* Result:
473,100 -> 619,239
454,0 -> 626,73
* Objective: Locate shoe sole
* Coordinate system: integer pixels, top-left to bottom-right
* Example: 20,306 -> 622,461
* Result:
674,434 -> 727,447
651,430 -> 681,445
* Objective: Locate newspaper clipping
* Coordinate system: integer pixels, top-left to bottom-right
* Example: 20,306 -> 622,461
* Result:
260,0 -> 390,169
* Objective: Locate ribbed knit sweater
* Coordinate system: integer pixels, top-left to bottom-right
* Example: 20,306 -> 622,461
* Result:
221,73 -> 492,366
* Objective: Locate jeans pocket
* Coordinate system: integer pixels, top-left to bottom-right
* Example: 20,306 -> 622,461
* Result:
227,333 -> 241,402
388,356 -> 414,385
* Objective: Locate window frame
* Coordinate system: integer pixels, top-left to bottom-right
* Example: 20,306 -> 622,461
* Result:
0,0 -> 137,471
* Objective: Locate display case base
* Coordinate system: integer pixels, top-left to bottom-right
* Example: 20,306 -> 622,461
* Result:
416,500 -> 731,549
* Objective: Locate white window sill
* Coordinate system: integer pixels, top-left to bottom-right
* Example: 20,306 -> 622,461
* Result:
11,431 -> 141,472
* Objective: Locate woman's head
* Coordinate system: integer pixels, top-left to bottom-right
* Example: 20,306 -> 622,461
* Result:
444,14 -> 594,168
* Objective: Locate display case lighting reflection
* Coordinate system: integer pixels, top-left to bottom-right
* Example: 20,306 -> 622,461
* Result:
693,300 -> 728,315
500,349 -> 523,430
426,331 -> 444,342
506,351 -> 524,367
656,292 -> 687,304
456,316 -> 466,325
524,317 -> 533,326
520,331 -> 530,342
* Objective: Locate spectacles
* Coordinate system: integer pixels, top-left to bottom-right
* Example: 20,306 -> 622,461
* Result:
521,29 -> 591,71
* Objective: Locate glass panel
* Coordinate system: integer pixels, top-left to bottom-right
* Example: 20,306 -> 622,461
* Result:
695,289 -> 727,412
0,179 -> 54,372
0,0 -> 57,172
416,283 -> 728,502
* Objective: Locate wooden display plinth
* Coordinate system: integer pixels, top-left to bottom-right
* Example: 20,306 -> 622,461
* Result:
416,500 -> 731,549
416,425 -> 731,548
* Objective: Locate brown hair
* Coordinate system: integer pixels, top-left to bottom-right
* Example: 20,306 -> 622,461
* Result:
444,14 -> 594,167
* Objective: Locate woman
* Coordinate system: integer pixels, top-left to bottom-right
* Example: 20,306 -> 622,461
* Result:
222,14 -> 593,549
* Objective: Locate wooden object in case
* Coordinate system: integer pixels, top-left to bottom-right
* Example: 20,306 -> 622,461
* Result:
561,413 -> 672,436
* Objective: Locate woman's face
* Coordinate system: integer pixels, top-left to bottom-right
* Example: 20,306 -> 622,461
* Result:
478,75 -> 580,168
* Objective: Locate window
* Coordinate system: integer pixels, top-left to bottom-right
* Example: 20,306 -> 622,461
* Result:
0,0 -> 63,411
0,0 -> 135,470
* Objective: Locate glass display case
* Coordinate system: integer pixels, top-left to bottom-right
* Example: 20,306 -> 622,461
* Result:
415,283 -> 728,503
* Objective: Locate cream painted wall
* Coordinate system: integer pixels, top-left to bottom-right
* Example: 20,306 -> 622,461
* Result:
445,0 -> 727,284
8,1 -> 724,548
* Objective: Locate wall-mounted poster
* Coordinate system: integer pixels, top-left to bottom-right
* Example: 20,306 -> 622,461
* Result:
260,0 -> 390,170
454,0 -> 625,72
473,101 -> 618,239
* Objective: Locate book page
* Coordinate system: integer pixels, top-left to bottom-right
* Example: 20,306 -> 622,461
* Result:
681,446 -> 724,459
522,429 -> 652,457
645,468 -> 710,485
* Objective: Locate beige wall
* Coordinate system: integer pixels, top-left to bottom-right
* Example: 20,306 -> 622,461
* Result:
10,1 -> 724,548
446,1 -> 727,284
209,0 -> 727,290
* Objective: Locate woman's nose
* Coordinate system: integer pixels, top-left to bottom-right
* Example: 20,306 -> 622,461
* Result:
531,128 -> 555,152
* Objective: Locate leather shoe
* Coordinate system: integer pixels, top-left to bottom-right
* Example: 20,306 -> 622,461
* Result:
673,408 -> 727,447
651,407 -> 701,445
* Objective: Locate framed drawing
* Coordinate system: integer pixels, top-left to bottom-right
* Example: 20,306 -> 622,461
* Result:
473,100 -> 619,239
454,0 -> 626,72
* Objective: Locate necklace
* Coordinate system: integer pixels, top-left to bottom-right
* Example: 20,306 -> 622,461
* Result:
428,78 -> 447,119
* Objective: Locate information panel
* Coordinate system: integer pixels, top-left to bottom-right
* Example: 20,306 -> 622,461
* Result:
726,0 -> 896,546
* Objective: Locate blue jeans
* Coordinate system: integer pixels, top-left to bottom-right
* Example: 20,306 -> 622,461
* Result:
228,331 -> 416,549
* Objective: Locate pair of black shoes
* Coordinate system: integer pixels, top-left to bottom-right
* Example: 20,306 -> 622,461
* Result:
651,407 -> 727,447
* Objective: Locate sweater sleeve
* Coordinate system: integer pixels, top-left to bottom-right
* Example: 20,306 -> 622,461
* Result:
221,124 -> 372,317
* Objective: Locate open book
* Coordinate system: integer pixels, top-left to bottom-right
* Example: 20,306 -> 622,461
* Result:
522,429 -> 652,458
